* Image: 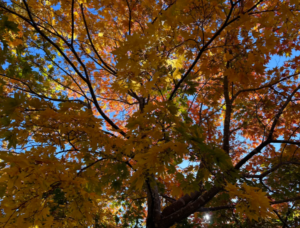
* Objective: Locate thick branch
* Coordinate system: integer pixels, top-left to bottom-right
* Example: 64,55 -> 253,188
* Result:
159,186 -> 221,227
235,141 -> 269,170
145,175 -> 161,227
223,76 -> 232,154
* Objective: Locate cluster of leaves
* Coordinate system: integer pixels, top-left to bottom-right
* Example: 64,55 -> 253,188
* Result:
0,0 -> 299,227
225,182 -> 274,221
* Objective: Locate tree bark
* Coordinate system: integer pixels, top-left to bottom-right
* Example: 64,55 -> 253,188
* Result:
146,175 -> 161,228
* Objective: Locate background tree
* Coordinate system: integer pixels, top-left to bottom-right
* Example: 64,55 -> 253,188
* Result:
0,0 -> 300,227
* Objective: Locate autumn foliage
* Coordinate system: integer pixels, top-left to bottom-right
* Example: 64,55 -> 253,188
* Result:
0,0 -> 300,227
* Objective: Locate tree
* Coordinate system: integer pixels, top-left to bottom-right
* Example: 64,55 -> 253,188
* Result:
0,0 -> 299,227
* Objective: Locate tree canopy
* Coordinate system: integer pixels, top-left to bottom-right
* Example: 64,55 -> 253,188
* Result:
0,0 -> 300,227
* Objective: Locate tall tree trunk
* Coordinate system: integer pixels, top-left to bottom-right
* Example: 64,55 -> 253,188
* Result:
146,175 -> 161,228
